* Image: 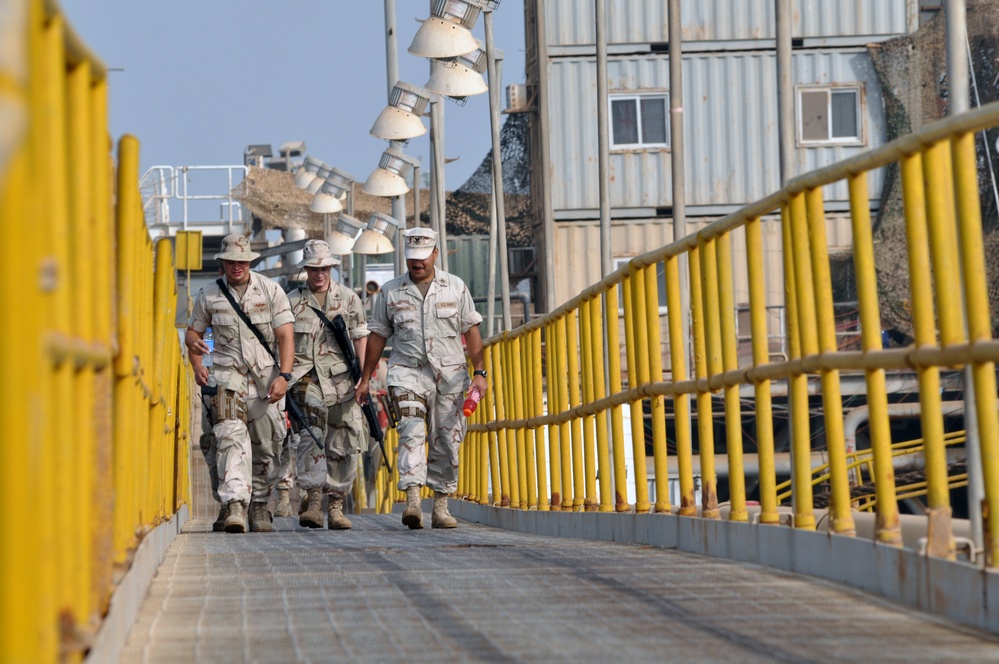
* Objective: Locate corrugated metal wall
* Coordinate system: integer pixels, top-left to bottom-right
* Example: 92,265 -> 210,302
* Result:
549,51 -> 886,213
544,0 -> 912,46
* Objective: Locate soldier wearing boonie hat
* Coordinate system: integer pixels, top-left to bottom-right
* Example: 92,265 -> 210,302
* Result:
286,240 -> 369,530
357,227 -> 489,530
185,233 -> 296,533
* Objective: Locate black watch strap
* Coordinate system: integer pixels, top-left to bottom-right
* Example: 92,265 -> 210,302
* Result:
279,372 -> 293,381
473,370 -> 488,378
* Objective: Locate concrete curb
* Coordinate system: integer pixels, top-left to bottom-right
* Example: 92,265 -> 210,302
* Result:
86,505 -> 189,663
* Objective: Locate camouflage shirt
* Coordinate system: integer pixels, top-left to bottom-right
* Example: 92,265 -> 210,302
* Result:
369,269 -> 482,395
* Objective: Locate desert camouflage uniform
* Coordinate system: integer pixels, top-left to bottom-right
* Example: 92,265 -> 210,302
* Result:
188,272 -> 294,505
289,281 -> 369,494
369,269 -> 482,494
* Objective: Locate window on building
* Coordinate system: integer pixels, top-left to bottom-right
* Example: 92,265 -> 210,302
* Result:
614,257 -> 667,313
798,85 -> 863,145
610,94 -> 670,148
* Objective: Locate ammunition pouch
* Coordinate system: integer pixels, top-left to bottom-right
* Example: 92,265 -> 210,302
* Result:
210,388 -> 248,423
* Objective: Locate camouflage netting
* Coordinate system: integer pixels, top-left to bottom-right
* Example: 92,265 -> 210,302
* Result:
868,1 -> 999,337
233,113 -> 533,247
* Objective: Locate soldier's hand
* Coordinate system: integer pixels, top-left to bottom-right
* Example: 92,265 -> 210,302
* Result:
194,366 -> 209,387
471,374 -> 489,396
355,377 -> 370,405
267,375 -> 288,403
188,337 -> 211,355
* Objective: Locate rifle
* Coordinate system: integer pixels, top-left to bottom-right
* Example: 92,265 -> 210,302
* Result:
214,279 -> 325,452
312,307 -> 391,472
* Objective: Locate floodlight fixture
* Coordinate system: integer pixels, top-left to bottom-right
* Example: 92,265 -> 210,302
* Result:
362,147 -> 420,197
305,164 -> 332,195
370,82 -> 436,141
327,213 -> 365,255
309,168 -> 355,214
425,42 -> 498,99
408,0 -> 496,59
352,212 -> 401,255
294,156 -> 324,189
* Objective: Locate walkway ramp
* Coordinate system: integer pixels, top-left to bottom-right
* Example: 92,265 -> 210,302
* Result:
119,512 -> 999,663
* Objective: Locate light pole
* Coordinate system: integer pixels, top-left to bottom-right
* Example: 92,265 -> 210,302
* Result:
484,8 -> 512,332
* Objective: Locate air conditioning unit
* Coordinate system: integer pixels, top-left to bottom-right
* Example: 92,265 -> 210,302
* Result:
504,83 -> 530,113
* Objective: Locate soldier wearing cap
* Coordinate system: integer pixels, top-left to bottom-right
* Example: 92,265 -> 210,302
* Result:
357,227 -> 488,529
186,233 -> 295,533
287,240 -> 370,530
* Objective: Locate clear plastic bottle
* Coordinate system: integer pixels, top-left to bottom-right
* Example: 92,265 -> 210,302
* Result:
462,387 -> 482,417
202,327 -> 214,368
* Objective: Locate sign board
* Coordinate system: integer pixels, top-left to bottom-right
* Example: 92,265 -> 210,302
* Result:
175,231 -> 203,271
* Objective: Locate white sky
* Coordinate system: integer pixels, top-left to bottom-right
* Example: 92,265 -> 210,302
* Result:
60,1 -> 526,191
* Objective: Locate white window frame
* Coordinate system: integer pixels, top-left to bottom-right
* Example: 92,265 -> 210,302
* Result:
796,84 -> 865,147
614,258 -> 668,314
609,93 -> 670,150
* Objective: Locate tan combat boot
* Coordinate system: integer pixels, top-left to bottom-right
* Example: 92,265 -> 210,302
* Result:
249,502 -> 274,532
327,492 -> 352,530
299,488 -> 324,529
432,491 -> 457,529
223,500 -> 246,533
274,487 -> 292,517
212,502 -> 230,532
401,485 -> 424,529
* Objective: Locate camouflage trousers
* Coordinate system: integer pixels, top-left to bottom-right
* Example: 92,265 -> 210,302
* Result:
290,374 -> 365,495
389,363 -> 466,495
210,378 -> 286,505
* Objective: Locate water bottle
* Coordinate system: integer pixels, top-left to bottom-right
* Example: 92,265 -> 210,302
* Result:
202,327 -> 214,368
462,387 -> 482,417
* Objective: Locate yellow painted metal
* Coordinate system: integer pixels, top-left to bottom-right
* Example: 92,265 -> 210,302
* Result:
519,332 -> 537,508
588,296 -> 613,512
555,316 -> 574,510
804,187 -> 854,536
174,230 -> 203,271
544,323 -> 563,510
506,338 -> 526,507
579,299 -> 598,510
604,286 -> 629,512
665,256 -> 696,516
922,140 -> 965,349
531,327 -> 550,510
565,309 -> 585,510
782,201 -> 815,530
622,271 -> 650,512
952,131 -> 999,566
512,335 -> 532,507
900,151 -> 954,559
484,349 -> 501,505
688,246 -> 719,518
744,218 -> 779,524
643,264 -> 670,513
491,342 -> 512,507
716,233 -> 747,522
847,172 -> 901,545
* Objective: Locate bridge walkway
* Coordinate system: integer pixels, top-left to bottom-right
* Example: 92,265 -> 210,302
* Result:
115,465 -> 999,663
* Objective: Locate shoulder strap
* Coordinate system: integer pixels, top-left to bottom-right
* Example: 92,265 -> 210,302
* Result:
216,278 -> 278,364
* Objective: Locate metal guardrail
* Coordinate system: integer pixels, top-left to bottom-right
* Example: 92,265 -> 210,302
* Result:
141,164 -> 248,237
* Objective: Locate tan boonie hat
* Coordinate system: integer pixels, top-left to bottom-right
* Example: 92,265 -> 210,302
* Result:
214,234 -> 260,261
403,227 -> 437,260
298,239 -> 340,268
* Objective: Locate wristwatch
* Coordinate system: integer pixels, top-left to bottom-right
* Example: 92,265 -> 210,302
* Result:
473,370 -> 488,378
279,372 -> 293,381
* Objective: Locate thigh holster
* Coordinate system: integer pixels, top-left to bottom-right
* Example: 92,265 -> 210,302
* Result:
210,389 -> 247,423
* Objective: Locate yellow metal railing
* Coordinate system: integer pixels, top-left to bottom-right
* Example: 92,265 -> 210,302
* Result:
464,99 -> 999,569
0,2 -> 191,661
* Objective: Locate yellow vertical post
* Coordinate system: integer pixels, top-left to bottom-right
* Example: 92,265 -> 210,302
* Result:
531,327 -> 549,510
923,141 -> 965,348
566,309 -> 585,510
521,332 -> 538,507
745,218 -> 780,524
643,264 -> 670,512
479,398 -> 490,505
503,338 -> 522,507
555,316 -> 574,509
623,270 -> 650,512
784,196 -> 816,530
483,347 -> 500,505
847,173 -> 900,544
952,131 -> 999,567
688,246 -> 719,518
544,323 -> 563,510
900,151 -> 953,558
665,255 -> 695,516
605,285 -> 629,512
151,239 -> 171,522
512,335 -> 538,509
804,187 -> 855,535
67,57 -> 96,633
491,342 -> 512,507
589,296 -> 613,512
716,232 -> 748,522
579,298 -> 598,510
